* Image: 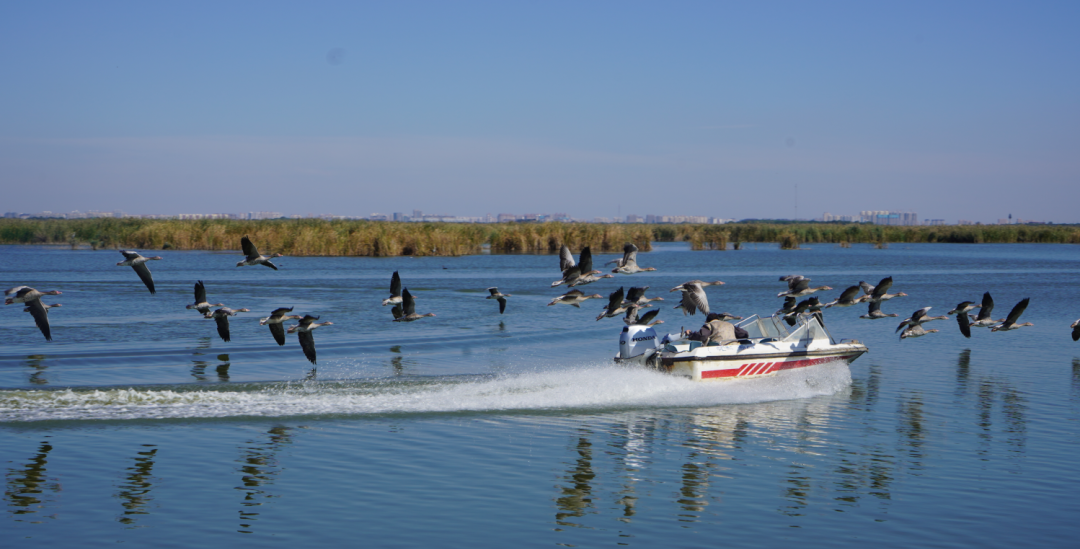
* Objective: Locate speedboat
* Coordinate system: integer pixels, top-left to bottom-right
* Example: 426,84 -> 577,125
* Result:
614,313 -> 867,381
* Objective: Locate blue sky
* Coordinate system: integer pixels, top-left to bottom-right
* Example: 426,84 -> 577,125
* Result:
1,1 -> 1077,222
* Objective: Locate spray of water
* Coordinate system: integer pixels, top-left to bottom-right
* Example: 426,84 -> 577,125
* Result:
0,363 -> 851,422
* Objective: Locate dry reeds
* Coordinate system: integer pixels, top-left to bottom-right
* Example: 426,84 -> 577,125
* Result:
3,218 -> 1080,256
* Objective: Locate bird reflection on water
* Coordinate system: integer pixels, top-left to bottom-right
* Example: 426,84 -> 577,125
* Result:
236,426 -> 294,534
24,354 -> 48,385
115,445 -> 159,527
5,440 -> 60,520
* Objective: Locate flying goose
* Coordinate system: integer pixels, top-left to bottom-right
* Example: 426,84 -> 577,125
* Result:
860,299 -> 898,319
625,307 -> 663,327
486,287 -> 510,314
623,286 -> 662,308
669,280 -> 724,293
895,307 -> 948,333
260,307 -> 303,346
548,289 -> 604,307
863,276 -> 906,303
990,298 -> 1033,332
900,324 -> 939,340
824,286 -> 866,308
674,282 -> 710,316
5,286 -> 62,305
552,246 -> 613,287
968,292 -> 1002,328
117,251 -> 162,294
774,296 -> 797,316
186,281 -> 225,317
13,293 -> 60,342
610,243 -> 657,274
784,297 -> 822,326
237,235 -> 283,269
383,271 -> 405,306
211,307 -> 250,342
287,315 -> 333,365
596,287 -> 628,321
392,288 -> 435,322
1071,319 -> 1080,342
777,275 -> 832,298
948,301 -> 981,316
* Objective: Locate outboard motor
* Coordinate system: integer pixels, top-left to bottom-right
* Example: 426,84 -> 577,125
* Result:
618,325 -> 661,362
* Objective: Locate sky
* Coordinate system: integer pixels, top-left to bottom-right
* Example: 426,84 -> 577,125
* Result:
1,1 -> 1078,223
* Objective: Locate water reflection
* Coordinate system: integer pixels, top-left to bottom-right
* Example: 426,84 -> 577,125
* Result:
897,392 -> 926,468
554,430 -> 595,529
1072,358 -> 1080,396
235,426 -> 293,534
115,445 -> 158,527
5,440 -> 60,520
388,346 -> 416,376
191,353 -> 231,382
24,355 -> 48,386
955,349 -> 972,397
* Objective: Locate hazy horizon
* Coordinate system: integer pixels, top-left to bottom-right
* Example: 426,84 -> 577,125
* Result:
2,2 -> 1077,223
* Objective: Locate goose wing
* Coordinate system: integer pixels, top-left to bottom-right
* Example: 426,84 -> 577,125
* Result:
120,250 -> 142,261
977,292 -> 994,320
578,247 -> 594,274
859,281 -> 875,295
870,277 -> 893,299
298,330 -> 317,365
621,244 -> 638,267
957,311 -> 972,338
214,315 -> 231,342
390,271 -> 402,296
911,307 -> 931,324
638,309 -> 660,325
488,287 -> 500,297
1002,298 -> 1029,327
838,285 -> 861,303
402,288 -> 416,315
194,281 -> 207,303
241,236 -> 259,260
790,277 -> 810,293
269,322 -> 287,346
605,287 -> 626,314
1072,320 -> 1080,342
682,283 -> 710,316
559,245 -> 576,271
867,300 -> 882,315
625,286 -> 647,304
260,259 -> 278,270
270,306 -> 294,318
497,296 -> 507,314
391,304 -> 404,320
131,262 -> 156,295
25,299 -> 52,341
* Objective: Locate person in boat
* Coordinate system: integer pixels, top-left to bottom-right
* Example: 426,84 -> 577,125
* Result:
684,313 -> 748,344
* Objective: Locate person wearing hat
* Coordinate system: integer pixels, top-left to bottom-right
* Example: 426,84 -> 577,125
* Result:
684,312 -> 742,345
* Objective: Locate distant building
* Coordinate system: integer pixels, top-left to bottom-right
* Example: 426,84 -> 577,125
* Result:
861,210 -> 919,226
925,219 -> 946,226
497,213 -> 515,223
369,213 -> 389,221
823,212 -> 857,222
625,214 -> 643,223
957,219 -> 975,225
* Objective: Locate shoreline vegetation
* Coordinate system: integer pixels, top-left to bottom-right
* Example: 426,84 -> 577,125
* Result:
2,218 -> 1078,257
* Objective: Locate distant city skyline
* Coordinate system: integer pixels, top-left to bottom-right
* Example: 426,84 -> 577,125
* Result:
2,3 -> 1077,223
3,207 -> 1053,227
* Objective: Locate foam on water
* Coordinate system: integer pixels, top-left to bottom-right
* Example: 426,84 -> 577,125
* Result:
0,363 -> 851,422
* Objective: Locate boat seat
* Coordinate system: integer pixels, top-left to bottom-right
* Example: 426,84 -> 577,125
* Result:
688,341 -> 702,351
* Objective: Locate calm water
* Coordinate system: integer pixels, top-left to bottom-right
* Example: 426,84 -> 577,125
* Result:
2,242 -> 1079,547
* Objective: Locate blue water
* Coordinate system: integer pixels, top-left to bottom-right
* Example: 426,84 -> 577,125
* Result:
2,242 -> 1079,546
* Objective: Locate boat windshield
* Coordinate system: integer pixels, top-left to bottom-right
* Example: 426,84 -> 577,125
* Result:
735,315 -> 790,339
782,314 -> 836,344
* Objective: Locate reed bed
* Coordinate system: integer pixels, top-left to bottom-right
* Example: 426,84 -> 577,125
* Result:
2,219 -> 1078,256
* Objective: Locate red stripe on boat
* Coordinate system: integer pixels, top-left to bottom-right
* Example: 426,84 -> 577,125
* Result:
700,354 -> 857,379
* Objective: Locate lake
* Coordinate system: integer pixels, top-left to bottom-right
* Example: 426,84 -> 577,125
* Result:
2,242 -> 1079,547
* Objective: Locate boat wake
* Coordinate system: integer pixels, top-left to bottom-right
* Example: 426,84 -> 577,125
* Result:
0,363 -> 852,423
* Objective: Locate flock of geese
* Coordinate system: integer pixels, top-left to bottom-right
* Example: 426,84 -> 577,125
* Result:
3,239 -> 1067,371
